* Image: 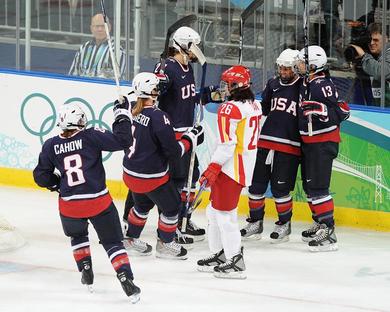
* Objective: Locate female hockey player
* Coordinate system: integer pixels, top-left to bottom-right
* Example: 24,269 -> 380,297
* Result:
121,72 -> 204,260
33,101 -> 140,303
240,48 -> 302,243
295,45 -> 350,252
196,65 -> 262,279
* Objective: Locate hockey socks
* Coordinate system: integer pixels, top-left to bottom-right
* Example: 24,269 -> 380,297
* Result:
71,236 -> 91,272
126,207 -> 148,238
312,195 -> 335,228
158,213 -> 178,243
248,194 -> 265,221
104,243 -> 133,279
275,195 -> 293,223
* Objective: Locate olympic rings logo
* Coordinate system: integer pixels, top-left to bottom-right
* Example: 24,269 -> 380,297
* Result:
20,92 -> 115,161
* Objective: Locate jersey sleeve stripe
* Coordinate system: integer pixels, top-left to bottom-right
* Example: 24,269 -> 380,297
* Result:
218,115 -> 230,143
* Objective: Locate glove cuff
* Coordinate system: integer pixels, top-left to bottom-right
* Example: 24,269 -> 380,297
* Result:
114,108 -> 131,120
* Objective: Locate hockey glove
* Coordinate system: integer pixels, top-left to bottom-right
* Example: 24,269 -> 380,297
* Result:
301,101 -> 328,121
155,73 -> 170,95
203,85 -> 226,104
47,173 -> 60,193
337,100 -> 350,121
199,163 -> 222,187
113,96 -> 131,122
181,125 -> 204,152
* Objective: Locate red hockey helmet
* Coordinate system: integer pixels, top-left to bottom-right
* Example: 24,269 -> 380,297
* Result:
220,65 -> 251,93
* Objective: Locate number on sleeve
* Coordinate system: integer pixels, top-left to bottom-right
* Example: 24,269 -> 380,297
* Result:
128,125 -> 137,159
64,154 -> 86,186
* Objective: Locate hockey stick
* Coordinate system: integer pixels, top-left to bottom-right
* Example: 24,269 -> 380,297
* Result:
100,0 -> 124,103
238,0 -> 265,64
181,61 -> 207,233
187,180 -> 207,215
159,14 -> 198,74
302,0 -> 313,136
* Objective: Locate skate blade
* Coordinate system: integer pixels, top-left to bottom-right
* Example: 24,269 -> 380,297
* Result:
308,243 -> 338,252
125,249 -> 153,257
213,271 -> 247,280
197,265 -> 216,273
155,253 -> 188,260
86,284 -> 94,293
242,234 -> 262,241
129,293 -> 140,304
185,234 -> 205,242
270,235 -> 290,244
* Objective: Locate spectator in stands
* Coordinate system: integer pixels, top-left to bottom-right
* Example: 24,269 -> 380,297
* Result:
69,13 -> 125,79
351,22 -> 390,107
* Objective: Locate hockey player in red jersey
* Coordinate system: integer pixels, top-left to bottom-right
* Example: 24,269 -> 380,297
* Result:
196,65 -> 262,279
33,102 -> 140,302
240,48 -> 302,243
295,45 -> 350,252
121,72 -> 204,260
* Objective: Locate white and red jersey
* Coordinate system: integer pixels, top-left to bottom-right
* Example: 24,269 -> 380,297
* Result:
210,99 -> 262,186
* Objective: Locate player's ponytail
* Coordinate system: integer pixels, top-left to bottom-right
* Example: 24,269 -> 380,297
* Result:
132,98 -> 144,116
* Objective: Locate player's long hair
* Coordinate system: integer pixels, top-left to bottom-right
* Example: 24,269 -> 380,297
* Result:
132,98 -> 145,116
229,87 -> 255,102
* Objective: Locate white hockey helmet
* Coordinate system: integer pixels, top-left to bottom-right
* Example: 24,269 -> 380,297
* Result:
297,45 -> 327,73
57,103 -> 87,131
132,72 -> 160,99
172,26 -> 201,51
276,48 -> 300,67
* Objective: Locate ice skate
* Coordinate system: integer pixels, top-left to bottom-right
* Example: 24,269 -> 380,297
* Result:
181,219 -> 205,242
270,221 -> 291,243
240,218 -> 263,240
123,236 -> 152,256
156,239 -> 188,260
117,271 -> 141,304
174,228 -> 194,249
80,259 -> 94,293
308,224 -> 338,252
197,249 -> 226,273
213,247 -> 246,279
301,221 -> 321,242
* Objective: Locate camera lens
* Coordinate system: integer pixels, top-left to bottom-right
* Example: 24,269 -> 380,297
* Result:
344,46 -> 358,62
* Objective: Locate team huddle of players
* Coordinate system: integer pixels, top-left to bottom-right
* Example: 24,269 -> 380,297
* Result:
33,25 -> 350,302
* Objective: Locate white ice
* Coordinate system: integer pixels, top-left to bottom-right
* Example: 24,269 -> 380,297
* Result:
0,186 -> 390,312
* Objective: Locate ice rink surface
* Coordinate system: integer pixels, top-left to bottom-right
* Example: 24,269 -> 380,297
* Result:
1,186 -> 390,312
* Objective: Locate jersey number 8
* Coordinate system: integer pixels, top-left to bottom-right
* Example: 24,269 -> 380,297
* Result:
64,154 -> 86,187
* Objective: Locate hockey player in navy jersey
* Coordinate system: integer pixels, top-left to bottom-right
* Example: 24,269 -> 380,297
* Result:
33,102 -> 141,303
295,45 -> 350,252
240,48 -> 302,243
123,26 -> 220,245
121,72 -> 204,259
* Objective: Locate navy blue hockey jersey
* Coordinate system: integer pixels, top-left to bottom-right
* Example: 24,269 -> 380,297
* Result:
298,74 -> 343,143
122,104 -> 188,193
259,76 -> 302,156
155,57 -> 197,136
33,123 -> 131,218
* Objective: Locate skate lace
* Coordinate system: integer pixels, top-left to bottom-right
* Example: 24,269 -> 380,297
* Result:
163,241 -> 182,253
188,220 -> 200,230
132,238 -> 147,249
313,227 -> 329,242
307,222 -> 320,234
244,221 -> 259,232
218,258 -> 233,269
204,252 -> 219,261
274,222 -> 289,235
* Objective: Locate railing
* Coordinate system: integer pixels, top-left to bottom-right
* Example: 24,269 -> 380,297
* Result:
0,0 -> 389,107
